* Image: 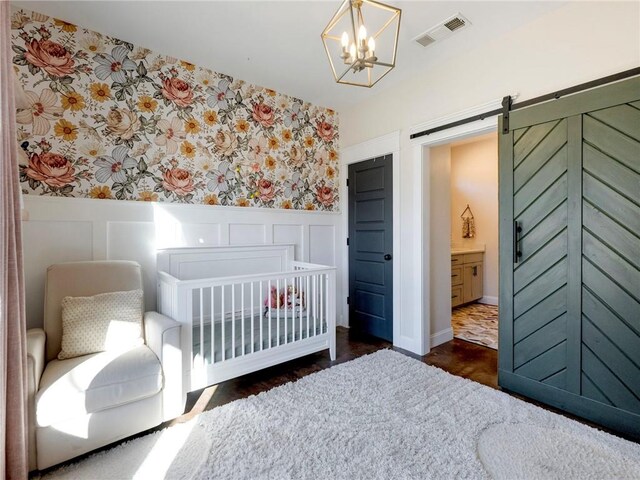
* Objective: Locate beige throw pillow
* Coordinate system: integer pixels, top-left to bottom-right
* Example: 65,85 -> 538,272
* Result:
58,289 -> 144,360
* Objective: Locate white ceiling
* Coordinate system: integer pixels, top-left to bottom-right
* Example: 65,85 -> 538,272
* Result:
13,1 -> 565,110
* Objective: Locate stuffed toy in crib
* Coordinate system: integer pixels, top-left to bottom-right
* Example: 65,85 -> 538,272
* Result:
264,285 -> 305,316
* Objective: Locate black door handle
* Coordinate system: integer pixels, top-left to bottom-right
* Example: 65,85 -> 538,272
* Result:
384,254 -> 392,261
514,220 -> 523,263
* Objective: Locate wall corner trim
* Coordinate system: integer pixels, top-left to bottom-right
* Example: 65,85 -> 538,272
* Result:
430,328 -> 453,348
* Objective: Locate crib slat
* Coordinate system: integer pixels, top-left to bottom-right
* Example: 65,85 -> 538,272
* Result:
277,279 -> 280,347
320,275 -> 324,337
251,281 -> 255,353
231,285 -> 236,358
268,280 -> 272,349
211,286 -> 215,364
284,277 -> 288,344
199,288 -> 204,366
306,276 -> 310,339
313,274 -> 317,337
299,275 -> 302,341
260,280 -> 264,351
241,282 -> 245,356
221,285 -> 225,361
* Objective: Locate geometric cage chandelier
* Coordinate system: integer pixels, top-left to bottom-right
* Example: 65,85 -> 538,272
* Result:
321,0 -> 401,88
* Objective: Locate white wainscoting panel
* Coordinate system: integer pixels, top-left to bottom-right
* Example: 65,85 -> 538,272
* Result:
273,224 -> 304,259
23,220 -> 93,329
309,225 -> 336,266
107,221 -> 157,312
178,223 -> 222,247
229,223 -> 266,245
22,196 -> 342,329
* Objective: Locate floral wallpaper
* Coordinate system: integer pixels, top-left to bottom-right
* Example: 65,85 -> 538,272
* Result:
11,9 -> 339,211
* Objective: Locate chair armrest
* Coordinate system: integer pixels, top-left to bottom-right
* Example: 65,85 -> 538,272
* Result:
144,311 -> 185,420
27,328 -> 45,471
27,328 -> 46,392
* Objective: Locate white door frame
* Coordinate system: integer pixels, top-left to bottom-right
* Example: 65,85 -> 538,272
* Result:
341,131 -> 402,347
410,97 -> 512,355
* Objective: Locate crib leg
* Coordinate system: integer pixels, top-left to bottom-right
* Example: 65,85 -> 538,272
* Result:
330,336 -> 336,361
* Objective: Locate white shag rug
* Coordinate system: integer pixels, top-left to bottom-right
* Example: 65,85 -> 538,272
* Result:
41,349 -> 640,480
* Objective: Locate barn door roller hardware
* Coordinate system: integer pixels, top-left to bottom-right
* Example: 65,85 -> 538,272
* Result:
410,66 -> 640,139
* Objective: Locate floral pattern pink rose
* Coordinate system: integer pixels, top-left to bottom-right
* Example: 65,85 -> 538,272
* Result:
12,7 -> 338,210
163,167 -> 195,196
25,152 -> 75,187
162,77 -> 194,107
252,102 -> 275,128
25,38 -> 75,77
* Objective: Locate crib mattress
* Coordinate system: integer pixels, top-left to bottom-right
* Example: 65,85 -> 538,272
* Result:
192,313 -> 327,364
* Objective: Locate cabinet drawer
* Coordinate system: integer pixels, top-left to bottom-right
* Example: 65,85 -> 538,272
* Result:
464,252 -> 484,264
451,286 -> 463,307
451,266 -> 463,286
451,255 -> 464,267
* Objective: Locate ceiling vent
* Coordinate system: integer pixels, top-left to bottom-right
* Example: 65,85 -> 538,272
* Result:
414,13 -> 471,47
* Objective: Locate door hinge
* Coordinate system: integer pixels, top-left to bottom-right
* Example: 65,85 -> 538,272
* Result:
347,296 -> 350,305
502,95 -> 512,134
346,178 -> 349,187
346,237 -> 350,246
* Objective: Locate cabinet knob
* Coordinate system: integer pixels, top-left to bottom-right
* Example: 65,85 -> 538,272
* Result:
384,254 -> 392,261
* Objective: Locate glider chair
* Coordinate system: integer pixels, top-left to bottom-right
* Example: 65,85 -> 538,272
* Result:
26,261 -> 186,471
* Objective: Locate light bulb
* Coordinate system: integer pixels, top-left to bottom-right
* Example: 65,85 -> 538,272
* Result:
368,36 -> 375,54
341,31 -> 349,49
358,25 -> 367,43
349,42 -> 356,60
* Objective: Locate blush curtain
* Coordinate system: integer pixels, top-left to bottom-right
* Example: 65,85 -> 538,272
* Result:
0,1 -> 29,478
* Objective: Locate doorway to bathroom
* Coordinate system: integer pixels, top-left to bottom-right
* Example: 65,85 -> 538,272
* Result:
427,132 -> 499,351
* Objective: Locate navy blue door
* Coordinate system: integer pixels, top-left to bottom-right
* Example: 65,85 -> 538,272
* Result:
348,155 -> 393,341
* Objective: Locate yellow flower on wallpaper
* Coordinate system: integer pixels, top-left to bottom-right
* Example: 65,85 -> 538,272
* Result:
137,95 -> 157,112
281,129 -> 292,142
203,110 -> 218,126
235,119 -> 249,133
54,119 -> 78,141
264,155 -> 276,170
268,137 -> 279,150
236,197 -> 250,207
90,83 -> 111,102
203,193 -> 219,205
304,202 -> 316,211
180,60 -> 195,71
326,165 -> 336,180
304,136 -> 315,148
281,199 -> 293,210
138,190 -> 158,202
184,118 -> 201,134
89,186 -> 112,199
54,18 -> 77,32
180,141 -> 196,158
328,149 -> 338,162
61,91 -> 85,111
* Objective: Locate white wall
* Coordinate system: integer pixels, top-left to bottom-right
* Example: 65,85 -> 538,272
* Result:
428,145 -> 453,346
450,134 -> 499,304
339,1 -> 640,354
22,196 -> 342,330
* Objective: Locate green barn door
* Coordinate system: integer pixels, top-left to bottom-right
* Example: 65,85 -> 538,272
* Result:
499,76 -> 640,439
509,118 -> 572,389
580,103 -> 640,413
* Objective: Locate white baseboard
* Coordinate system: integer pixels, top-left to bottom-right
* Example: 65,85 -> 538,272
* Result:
479,296 -> 499,306
430,327 -> 453,348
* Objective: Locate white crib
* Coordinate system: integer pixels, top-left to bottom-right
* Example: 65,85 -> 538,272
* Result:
157,245 -> 336,393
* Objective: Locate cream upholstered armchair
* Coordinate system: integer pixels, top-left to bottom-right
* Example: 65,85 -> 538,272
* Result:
26,261 -> 185,471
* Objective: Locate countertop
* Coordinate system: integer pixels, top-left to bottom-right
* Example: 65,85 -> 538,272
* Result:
451,246 -> 486,255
